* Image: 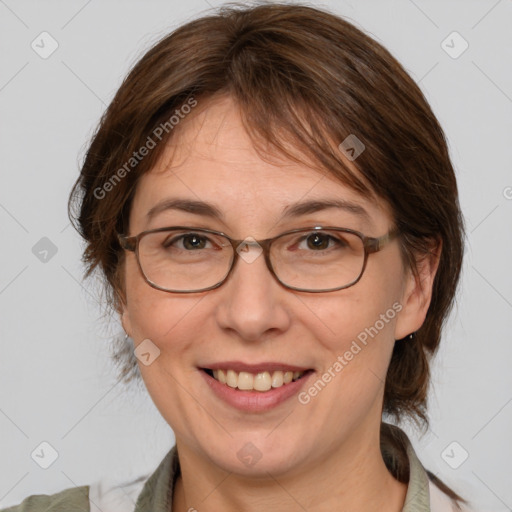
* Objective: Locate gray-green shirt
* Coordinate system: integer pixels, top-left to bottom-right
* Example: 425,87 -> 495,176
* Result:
1,428 -> 470,511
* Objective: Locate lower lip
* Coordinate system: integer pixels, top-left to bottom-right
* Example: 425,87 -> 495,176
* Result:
200,369 -> 314,412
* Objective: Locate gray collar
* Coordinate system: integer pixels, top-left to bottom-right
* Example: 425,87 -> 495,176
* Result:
402,434 -> 431,510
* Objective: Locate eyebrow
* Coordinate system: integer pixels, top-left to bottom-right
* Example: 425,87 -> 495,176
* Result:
146,199 -> 224,221
281,199 -> 372,224
146,198 -> 373,225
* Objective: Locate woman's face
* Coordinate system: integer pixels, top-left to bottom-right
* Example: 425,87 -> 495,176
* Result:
121,95 -> 430,477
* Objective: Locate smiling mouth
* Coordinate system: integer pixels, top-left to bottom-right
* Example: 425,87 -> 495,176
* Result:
201,368 -> 312,392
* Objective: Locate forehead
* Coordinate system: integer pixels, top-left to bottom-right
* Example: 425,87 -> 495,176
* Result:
131,95 -> 393,233
152,95 -> 322,179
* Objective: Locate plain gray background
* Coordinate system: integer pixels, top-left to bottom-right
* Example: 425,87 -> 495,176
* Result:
1,0 -> 511,510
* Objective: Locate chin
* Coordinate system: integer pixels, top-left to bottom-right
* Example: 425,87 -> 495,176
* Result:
200,433 -> 306,477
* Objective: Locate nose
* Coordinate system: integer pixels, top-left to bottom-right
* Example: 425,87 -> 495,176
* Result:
214,242 -> 291,342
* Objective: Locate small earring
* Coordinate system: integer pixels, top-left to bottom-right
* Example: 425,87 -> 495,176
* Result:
408,332 -> 415,340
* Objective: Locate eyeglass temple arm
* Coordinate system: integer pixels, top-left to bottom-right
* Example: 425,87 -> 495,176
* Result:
366,228 -> 399,253
118,234 -> 136,252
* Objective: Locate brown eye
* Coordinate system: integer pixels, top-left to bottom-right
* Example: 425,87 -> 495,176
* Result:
305,233 -> 330,250
163,233 -> 210,250
298,232 -> 347,251
181,234 -> 208,250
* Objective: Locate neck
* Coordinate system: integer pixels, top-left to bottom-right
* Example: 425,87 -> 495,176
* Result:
172,423 -> 407,512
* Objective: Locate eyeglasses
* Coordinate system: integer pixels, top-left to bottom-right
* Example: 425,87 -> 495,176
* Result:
117,225 -> 399,294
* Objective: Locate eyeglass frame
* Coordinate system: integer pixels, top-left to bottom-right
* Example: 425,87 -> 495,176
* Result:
117,225 -> 400,294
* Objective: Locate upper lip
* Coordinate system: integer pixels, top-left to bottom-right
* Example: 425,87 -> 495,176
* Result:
200,361 -> 313,373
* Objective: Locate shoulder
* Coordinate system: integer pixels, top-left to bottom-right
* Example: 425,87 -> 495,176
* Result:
0,485 -> 90,512
0,473 -> 150,512
2,445 -> 178,512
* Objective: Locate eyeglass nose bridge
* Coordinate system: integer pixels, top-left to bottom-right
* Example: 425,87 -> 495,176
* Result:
220,236 -> 282,289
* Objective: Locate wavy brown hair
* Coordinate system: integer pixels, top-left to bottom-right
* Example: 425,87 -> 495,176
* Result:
68,1 -> 466,503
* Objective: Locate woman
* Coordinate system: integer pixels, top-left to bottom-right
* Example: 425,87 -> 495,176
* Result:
2,2 -> 471,511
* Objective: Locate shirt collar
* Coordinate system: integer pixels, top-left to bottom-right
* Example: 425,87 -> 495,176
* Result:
401,432 -> 432,510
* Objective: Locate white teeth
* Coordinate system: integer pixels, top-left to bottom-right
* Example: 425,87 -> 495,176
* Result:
226,369 -> 238,388
237,371 -> 253,390
209,369 -> 306,392
253,371 -> 272,391
271,371 -> 284,388
217,369 -> 227,384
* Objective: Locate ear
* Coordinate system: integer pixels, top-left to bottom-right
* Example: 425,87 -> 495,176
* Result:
114,286 -> 133,339
120,306 -> 133,339
394,238 -> 442,340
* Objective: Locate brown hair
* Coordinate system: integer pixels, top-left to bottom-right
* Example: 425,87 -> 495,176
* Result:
68,1 -> 466,502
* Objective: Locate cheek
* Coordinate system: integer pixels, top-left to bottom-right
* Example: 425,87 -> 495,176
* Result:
300,294 -> 401,421
300,290 -> 399,351
298,262 -> 404,384
124,257 -> 201,349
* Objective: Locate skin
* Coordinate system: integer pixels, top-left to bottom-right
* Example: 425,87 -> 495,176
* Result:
120,94 -> 440,511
